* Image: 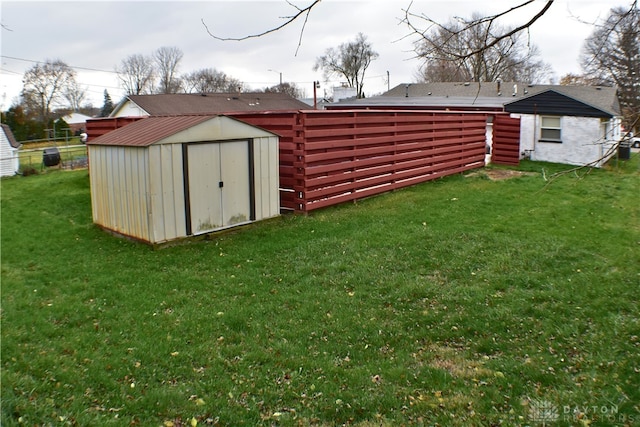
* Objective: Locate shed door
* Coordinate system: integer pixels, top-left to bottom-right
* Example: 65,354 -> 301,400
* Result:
186,141 -> 251,235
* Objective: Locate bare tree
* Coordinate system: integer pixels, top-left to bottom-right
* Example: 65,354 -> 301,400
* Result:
313,33 -> 379,99
21,59 -> 76,123
412,11 -> 552,83
154,46 -> 184,94
116,54 -> 155,95
263,82 -> 303,99
558,73 -> 601,86
203,0 -> 636,77
581,3 -> 639,132
63,79 -> 87,112
182,68 -> 245,93
403,1 -> 554,61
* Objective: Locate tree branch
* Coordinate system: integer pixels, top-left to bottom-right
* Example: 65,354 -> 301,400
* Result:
403,0 -> 555,60
541,115 -> 640,187
201,0 -> 321,55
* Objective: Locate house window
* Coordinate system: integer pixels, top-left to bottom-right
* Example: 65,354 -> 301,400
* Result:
601,118 -> 612,140
540,116 -> 562,142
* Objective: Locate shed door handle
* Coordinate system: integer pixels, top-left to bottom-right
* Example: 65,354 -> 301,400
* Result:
219,181 -> 224,188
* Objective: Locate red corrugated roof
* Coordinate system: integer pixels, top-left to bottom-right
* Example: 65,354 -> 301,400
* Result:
87,115 -> 214,147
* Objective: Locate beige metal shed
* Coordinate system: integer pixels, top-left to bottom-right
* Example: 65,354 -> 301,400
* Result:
87,115 -> 279,245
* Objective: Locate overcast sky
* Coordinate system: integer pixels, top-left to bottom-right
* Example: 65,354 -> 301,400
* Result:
0,0 -> 619,109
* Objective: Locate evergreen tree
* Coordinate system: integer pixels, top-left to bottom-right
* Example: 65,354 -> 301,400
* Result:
100,90 -> 115,117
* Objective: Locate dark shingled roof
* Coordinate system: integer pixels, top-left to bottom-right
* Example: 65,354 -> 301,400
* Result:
1,124 -> 20,148
505,89 -> 619,118
114,92 -> 310,116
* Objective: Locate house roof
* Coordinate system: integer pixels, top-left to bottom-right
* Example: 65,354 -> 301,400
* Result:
87,115 -> 277,147
110,92 -> 310,117
61,112 -> 93,124
335,82 -> 621,117
326,95 -> 505,111
504,89 -> 618,118
1,124 -> 20,148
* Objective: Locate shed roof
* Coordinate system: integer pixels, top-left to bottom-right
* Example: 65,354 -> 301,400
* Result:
111,92 -> 310,117
1,124 -> 20,148
87,115 -> 276,147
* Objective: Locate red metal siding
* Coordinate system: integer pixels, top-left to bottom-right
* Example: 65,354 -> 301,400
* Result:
290,110 -> 487,212
230,112 -> 299,211
492,114 -> 521,166
86,117 -> 145,140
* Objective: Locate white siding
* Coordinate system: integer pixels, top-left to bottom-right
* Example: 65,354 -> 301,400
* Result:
0,131 -> 19,177
111,100 -> 150,117
518,114 -> 619,167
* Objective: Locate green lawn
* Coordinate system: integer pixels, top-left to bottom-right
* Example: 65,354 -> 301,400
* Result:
1,157 -> 639,426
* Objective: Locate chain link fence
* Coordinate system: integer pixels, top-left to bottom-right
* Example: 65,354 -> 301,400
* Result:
4,140 -> 89,176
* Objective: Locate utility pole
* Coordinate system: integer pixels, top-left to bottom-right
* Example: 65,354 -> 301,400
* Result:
268,69 -> 283,86
313,81 -> 320,109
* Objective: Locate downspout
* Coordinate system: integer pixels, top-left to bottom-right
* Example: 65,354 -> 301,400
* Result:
532,104 -> 538,158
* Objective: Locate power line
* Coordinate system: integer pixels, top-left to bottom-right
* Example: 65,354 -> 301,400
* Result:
1,55 -> 118,74
0,68 -> 22,76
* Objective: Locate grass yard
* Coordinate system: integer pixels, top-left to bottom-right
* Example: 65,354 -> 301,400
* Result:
1,157 -> 639,426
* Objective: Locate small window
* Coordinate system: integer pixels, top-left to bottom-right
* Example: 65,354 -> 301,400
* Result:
540,116 -> 561,142
601,118 -> 612,140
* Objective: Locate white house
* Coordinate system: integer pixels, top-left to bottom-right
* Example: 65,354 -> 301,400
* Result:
0,124 -> 20,177
329,82 -> 623,167
504,87 -> 621,167
61,112 -> 93,134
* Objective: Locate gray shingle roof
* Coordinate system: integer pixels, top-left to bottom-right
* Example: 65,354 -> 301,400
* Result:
374,82 -> 621,117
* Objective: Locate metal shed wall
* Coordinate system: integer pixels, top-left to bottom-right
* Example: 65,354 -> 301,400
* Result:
148,144 -> 186,242
252,136 -> 280,220
89,145 -> 152,242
